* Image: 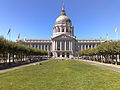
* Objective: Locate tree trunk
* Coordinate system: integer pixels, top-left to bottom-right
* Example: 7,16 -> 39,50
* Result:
8,53 -> 11,64
13,53 -> 14,63
115,54 -> 117,64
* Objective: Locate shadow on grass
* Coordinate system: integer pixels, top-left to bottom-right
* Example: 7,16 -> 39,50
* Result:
0,59 -> 49,70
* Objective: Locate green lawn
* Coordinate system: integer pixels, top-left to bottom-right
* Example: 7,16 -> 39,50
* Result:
0,60 -> 120,90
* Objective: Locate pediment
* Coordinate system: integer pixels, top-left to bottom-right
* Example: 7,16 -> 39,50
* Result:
51,34 -> 76,40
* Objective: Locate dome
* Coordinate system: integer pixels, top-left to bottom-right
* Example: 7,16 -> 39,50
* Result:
56,15 -> 71,23
55,8 -> 72,24
53,7 -> 74,37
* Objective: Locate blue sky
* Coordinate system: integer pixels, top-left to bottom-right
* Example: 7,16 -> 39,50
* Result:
0,0 -> 120,41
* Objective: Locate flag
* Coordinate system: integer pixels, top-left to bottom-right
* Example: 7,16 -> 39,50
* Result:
106,33 -> 108,36
100,36 -> 102,39
114,27 -> 118,32
106,33 -> 108,39
18,33 -> 20,39
7,28 -> 11,35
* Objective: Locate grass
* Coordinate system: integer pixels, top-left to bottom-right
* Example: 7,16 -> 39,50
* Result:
0,59 -> 120,90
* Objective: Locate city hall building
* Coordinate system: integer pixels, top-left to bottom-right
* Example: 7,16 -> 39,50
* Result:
17,7 -> 109,58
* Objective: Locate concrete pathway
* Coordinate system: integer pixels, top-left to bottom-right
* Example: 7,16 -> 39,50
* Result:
0,62 -> 42,73
79,59 -> 120,73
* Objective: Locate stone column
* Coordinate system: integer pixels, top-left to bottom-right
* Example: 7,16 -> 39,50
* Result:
44,45 -> 46,50
65,52 -> 67,58
71,41 -> 72,51
53,41 -> 55,51
84,45 -> 86,50
69,41 -> 71,50
88,45 -> 89,49
49,45 -> 51,51
50,45 -> 52,51
60,41 -> 62,50
40,44 -> 42,50
47,45 -> 49,51
60,52 -> 62,57
60,27 -> 62,32
65,41 -> 66,50
52,41 -> 53,51
91,45 -> 93,48
81,45 -> 83,51
96,44 -> 98,47
65,27 -> 66,32
54,41 -> 56,50
56,41 -> 57,50
94,44 -> 96,48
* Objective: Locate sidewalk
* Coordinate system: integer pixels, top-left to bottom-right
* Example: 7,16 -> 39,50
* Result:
0,63 -> 36,73
0,59 -> 49,73
79,59 -> 120,72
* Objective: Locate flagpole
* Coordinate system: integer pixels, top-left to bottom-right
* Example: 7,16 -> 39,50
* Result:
116,31 -> 117,41
116,31 -> 119,41
7,28 -> 11,63
115,29 -> 117,41
24,36 -> 26,46
18,33 -> 20,40
114,27 -> 118,41
116,30 -> 119,41
7,28 -> 11,41
9,30 -> 11,41
106,33 -> 108,39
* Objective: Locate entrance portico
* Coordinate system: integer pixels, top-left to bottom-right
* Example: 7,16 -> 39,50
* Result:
53,51 -> 72,58
57,52 -> 70,58
51,33 -> 77,58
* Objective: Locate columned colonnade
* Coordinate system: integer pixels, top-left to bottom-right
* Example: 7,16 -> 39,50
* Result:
52,40 -> 74,58
21,39 -> 106,58
25,41 -> 100,50
26,43 -> 51,51
52,40 -> 73,51
78,44 -> 98,51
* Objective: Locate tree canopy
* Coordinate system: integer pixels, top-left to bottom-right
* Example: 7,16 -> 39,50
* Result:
78,41 -> 120,63
0,36 -> 48,64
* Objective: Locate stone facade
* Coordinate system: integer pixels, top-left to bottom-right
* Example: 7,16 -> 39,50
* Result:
17,7 -> 110,58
